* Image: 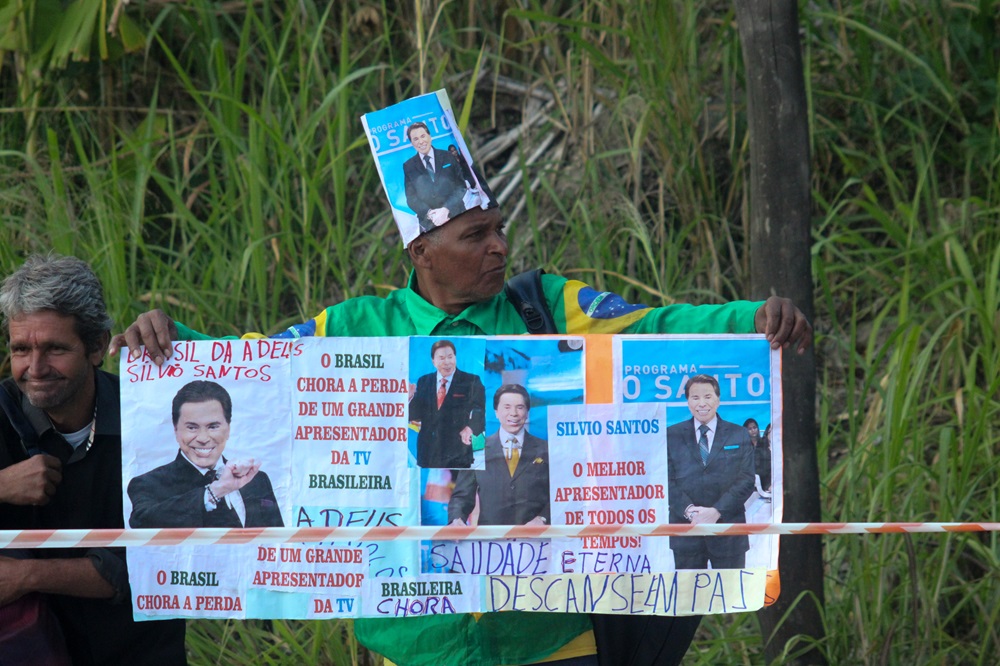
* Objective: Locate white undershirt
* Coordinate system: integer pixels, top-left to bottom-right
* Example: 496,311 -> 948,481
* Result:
436,372 -> 453,394
60,422 -> 92,450
499,428 -> 525,457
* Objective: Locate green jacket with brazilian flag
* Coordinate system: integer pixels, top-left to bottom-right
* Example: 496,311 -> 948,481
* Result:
176,271 -> 762,666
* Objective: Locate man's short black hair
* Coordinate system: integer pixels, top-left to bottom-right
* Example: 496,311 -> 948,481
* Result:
493,383 -> 530,411
684,374 -> 720,397
172,380 -> 233,426
430,339 -> 456,358
407,121 -> 429,142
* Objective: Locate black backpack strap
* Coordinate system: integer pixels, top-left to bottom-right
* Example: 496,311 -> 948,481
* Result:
504,269 -> 558,334
0,379 -> 42,456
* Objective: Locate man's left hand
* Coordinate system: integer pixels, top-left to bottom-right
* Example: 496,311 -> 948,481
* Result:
754,296 -> 813,354
459,426 -> 473,446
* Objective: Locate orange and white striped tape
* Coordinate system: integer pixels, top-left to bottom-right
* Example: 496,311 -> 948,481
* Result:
2,522 -> 998,549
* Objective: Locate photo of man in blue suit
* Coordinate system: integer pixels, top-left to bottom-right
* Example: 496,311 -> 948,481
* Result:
667,374 -> 755,569
402,121 -> 469,231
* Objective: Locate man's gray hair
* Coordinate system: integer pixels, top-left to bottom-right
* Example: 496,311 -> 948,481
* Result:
0,254 -> 113,353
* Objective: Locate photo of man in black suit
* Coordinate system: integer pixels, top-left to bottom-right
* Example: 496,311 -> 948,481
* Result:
666,374 -> 755,569
402,121 -> 469,232
128,380 -> 283,528
409,340 -> 485,469
448,384 -> 549,526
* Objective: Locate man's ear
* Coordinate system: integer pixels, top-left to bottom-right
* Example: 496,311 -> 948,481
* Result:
408,237 -> 433,269
89,331 -> 111,367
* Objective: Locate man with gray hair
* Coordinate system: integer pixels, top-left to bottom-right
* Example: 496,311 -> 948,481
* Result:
0,254 -> 186,664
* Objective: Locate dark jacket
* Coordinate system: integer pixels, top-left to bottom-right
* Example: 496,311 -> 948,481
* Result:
448,430 -> 549,525
666,415 -> 756,560
128,452 -> 283,528
402,147 -> 468,231
0,371 -> 186,665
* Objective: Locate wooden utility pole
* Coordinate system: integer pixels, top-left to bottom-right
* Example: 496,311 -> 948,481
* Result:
734,2 -> 826,664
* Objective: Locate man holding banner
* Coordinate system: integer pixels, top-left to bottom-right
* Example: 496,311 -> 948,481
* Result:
114,90 -> 812,666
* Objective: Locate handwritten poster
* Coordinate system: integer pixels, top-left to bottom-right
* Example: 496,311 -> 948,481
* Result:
122,334 -> 780,619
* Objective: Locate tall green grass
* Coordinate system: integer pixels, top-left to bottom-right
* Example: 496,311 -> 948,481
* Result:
1,1 -> 999,663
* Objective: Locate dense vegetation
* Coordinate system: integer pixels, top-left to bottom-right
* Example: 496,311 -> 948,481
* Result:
1,1 -> 998,664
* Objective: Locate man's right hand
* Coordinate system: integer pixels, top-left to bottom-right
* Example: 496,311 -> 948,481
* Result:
212,459 -> 263,498
0,455 -> 62,505
108,309 -> 177,366
0,556 -> 30,606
